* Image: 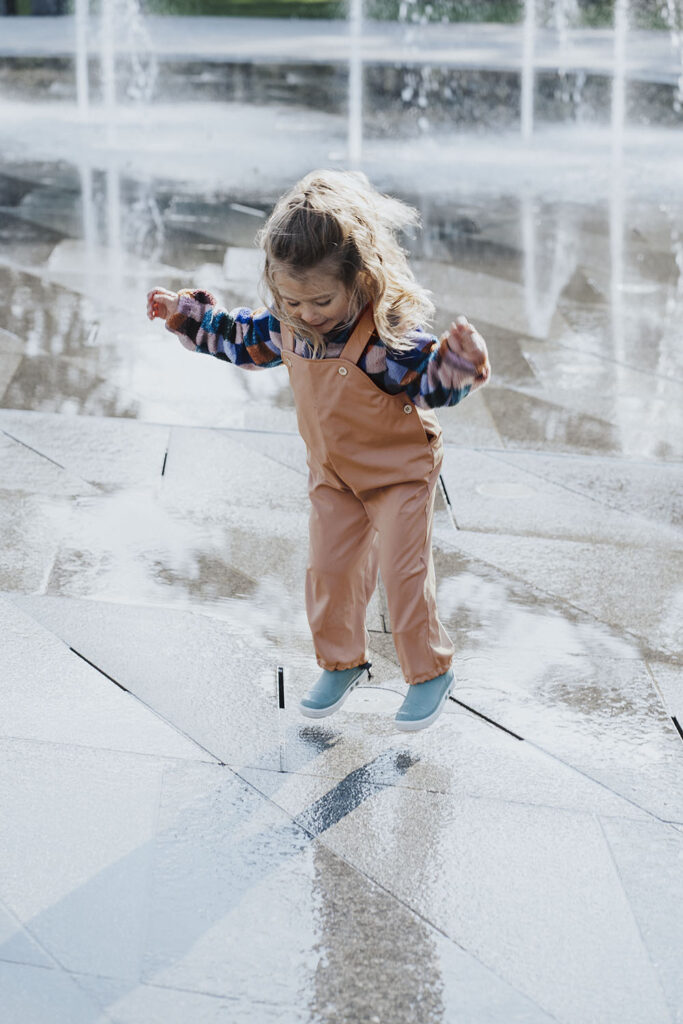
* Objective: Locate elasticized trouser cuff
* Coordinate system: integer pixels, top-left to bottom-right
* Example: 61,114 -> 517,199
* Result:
407,662 -> 454,685
317,657 -> 370,672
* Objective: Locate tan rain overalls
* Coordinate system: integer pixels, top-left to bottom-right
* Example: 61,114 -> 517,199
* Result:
280,306 -> 454,685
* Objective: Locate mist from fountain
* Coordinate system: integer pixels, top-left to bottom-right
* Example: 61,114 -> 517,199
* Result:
662,0 -> 683,110
521,0 -> 536,140
66,0 -> 163,303
74,0 -> 88,115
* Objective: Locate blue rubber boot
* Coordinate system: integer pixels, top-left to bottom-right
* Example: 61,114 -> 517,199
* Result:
394,667 -> 455,732
299,662 -> 372,718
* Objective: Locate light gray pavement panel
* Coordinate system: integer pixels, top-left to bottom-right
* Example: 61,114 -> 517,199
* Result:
1,78 -> 683,1024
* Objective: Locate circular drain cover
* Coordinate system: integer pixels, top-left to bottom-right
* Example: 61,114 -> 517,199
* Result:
346,686 -> 403,713
475,481 -> 535,499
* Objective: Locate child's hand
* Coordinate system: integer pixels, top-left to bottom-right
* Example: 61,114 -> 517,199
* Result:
147,287 -> 179,322
443,316 -> 491,383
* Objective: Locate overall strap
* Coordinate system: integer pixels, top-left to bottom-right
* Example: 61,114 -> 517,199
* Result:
280,306 -> 375,360
341,306 -> 376,366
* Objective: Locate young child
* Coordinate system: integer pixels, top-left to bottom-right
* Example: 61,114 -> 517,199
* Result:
147,169 -> 490,732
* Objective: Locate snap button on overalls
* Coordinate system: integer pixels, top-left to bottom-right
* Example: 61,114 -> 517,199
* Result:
281,306 -> 454,684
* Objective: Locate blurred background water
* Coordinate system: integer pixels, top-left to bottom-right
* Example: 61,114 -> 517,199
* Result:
0,0 -> 681,443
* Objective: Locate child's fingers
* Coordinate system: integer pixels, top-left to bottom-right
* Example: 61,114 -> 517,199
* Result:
451,316 -> 474,337
451,318 -> 487,355
147,287 -> 175,305
450,317 -> 477,340
446,319 -> 489,375
147,287 -> 178,320
469,327 -> 487,352
147,301 -> 167,321
146,289 -> 161,316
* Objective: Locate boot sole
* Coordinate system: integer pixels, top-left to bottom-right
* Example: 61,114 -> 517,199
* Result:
299,669 -> 368,719
394,679 -> 455,732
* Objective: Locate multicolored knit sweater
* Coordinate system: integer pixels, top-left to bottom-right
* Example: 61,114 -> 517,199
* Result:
166,290 -> 487,410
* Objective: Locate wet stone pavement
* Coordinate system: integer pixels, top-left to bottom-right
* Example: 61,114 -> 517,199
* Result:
1,143 -> 683,1024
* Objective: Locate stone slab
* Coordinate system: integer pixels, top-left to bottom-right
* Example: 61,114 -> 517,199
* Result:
0,351 -> 21,402
0,328 -> 23,355
600,817 -> 683,1023
38,483 -> 311,630
222,425 -> 308,477
480,447 -> 683,528
0,740 -> 556,1023
76,759 -> 556,1023
436,389 -> 504,447
9,595 -> 287,769
647,661 -> 683,725
0,740 -> 164,980
0,961 -> 107,1024
440,444 -> 682,545
142,760 -> 556,1023
0,410 -> 170,487
80,979 -> 306,1024
444,527 -> 683,658
452,652 -> 683,822
515,343 -> 683,460
0,431 -> 97,497
0,489 -> 64,593
484,385 -> 627,456
412,257 -> 572,342
430,514 -> 644,662
427,530 -> 683,819
1,353 -> 142,420
0,902 -> 51,970
239,706 -> 651,822
242,773 -> 672,1024
0,596 -> 208,761
162,424 -> 308,512
12,591 -> 655,823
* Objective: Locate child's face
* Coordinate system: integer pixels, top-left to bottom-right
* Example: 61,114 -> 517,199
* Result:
273,267 -> 352,333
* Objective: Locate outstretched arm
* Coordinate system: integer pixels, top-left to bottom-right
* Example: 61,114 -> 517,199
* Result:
147,287 -> 284,369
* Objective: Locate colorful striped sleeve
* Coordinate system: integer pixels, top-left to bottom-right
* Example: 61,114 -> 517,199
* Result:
379,328 -> 484,409
166,290 -> 283,370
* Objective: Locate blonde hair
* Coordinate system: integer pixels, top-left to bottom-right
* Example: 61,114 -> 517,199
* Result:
255,169 -> 435,357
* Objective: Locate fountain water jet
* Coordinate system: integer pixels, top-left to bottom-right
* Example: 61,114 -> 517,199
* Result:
74,0 -> 89,117
662,0 -> 683,111
610,0 -> 628,367
348,0 -> 363,167
521,0 -> 536,140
